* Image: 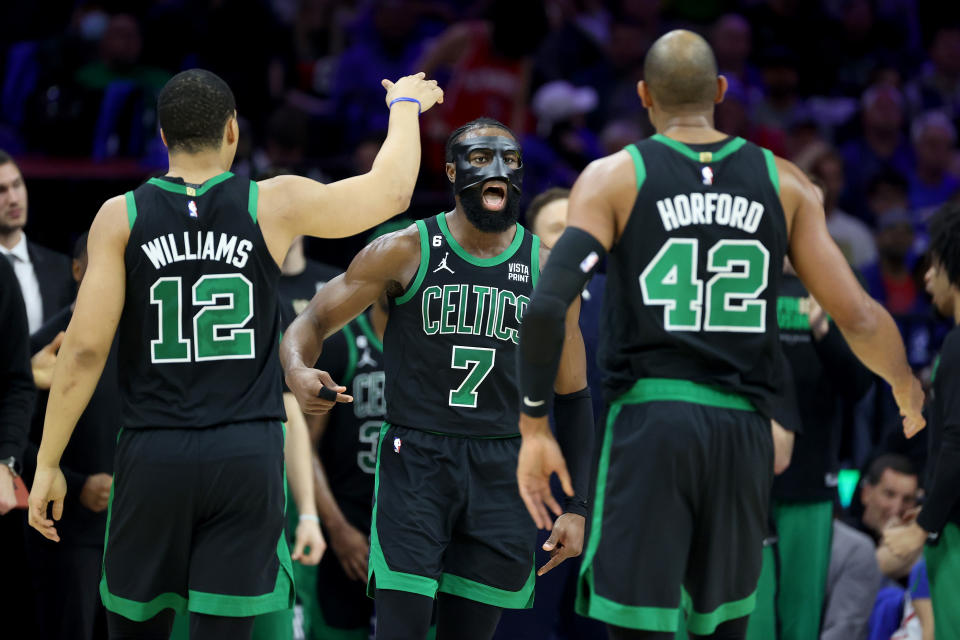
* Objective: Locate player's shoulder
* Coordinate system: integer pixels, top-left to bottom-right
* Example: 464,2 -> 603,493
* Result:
940,326 -> 960,364
89,194 -> 132,246
348,222 -> 422,274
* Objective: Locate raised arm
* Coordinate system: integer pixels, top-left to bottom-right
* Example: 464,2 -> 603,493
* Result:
258,74 -> 443,262
778,157 -> 924,437
29,196 -> 129,540
280,228 -> 419,415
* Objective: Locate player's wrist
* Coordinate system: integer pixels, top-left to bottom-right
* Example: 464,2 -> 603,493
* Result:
298,513 -> 320,525
388,97 -> 421,115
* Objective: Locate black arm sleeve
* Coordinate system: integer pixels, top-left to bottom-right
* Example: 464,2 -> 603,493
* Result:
0,257 -> 35,462
554,388 -> 594,516
518,228 -> 606,417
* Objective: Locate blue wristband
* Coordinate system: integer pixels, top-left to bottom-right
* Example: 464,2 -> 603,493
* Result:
389,97 -> 422,115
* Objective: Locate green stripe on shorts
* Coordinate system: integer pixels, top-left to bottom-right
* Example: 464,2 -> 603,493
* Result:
617,378 -> 756,412
925,522 -> 960,638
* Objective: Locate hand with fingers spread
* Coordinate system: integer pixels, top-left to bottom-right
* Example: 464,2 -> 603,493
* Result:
893,376 -> 926,438
329,521 -> 370,583
382,72 -> 444,113
292,518 -> 326,565
285,366 -> 353,415
538,512 -> 584,576
28,465 -> 67,542
517,414 -> 573,531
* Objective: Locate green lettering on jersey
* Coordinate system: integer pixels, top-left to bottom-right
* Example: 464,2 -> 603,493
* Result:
456,284 -> 473,334
777,297 -> 811,331
472,286 -> 492,335
440,284 -> 459,334
494,289 -> 517,342
422,286 -> 441,335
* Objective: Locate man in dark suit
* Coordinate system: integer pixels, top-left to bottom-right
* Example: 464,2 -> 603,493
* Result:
0,149 -> 75,334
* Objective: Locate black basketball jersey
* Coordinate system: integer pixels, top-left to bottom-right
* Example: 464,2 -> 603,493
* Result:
118,172 -> 285,429
317,313 -> 383,524
384,213 -> 539,437
601,136 -> 789,418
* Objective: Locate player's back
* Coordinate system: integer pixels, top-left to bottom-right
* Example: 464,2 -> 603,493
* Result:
118,173 -> 285,428
602,135 -> 788,416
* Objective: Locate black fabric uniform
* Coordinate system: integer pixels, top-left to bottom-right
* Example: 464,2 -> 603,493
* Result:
772,275 -> 872,502
577,136 -> 787,634
371,213 -> 539,607
279,259 -> 341,324
313,313 -> 383,629
101,173 -> 292,622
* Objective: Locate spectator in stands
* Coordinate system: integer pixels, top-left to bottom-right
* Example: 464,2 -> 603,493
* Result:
0,150 -> 74,333
852,455 -> 920,545
906,26 -> 960,122
0,254 -> 36,631
841,84 -> 915,219
810,148 -> 878,269
23,232 -> 119,640
822,519 -> 884,640
862,211 -> 925,317
74,14 -> 170,94
753,48 -> 805,132
908,111 -> 960,215
710,13 -> 764,98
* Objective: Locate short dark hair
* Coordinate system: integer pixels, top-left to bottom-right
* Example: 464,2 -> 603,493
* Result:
445,117 -> 517,163
928,202 -> 960,288
643,30 -> 718,109
867,169 -> 909,198
73,231 -> 89,261
864,454 -> 916,486
0,149 -> 13,166
158,69 -> 236,153
525,187 -> 570,231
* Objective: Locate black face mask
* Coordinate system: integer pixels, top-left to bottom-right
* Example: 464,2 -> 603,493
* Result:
450,136 -> 524,233
451,136 -> 524,195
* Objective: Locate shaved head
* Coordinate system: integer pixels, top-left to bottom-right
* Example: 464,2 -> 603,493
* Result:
644,30 -> 719,109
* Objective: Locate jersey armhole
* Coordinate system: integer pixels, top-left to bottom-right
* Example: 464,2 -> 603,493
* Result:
761,148 -> 780,196
124,191 -> 138,229
247,181 -> 259,224
531,234 -> 541,288
394,219 -> 429,305
624,144 -> 647,191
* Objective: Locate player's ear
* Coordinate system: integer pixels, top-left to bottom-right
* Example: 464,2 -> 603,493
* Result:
159,128 -> 168,149
225,113 -> 239,145
445,162 -> 456,184
637,81 -> 653,109
715,75 -> 728,105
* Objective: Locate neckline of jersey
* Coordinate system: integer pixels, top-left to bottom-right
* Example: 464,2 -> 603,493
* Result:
356,312 -> 384,353
650,134 -> 746,163
147,172 -> 235,196
436,212 -> 524,267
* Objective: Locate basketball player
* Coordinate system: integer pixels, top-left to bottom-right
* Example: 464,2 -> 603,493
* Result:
883,203 -> 960,639
27,68 -> 443,640
516,30 -> 925,640
281,118 -> 594,640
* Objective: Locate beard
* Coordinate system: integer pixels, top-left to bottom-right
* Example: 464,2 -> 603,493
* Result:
459,185 -> 521,233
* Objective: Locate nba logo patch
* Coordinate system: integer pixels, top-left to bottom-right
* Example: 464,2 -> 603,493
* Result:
187,200 -> 198,218
701,166 -> 714,185
393,437 -> 402,454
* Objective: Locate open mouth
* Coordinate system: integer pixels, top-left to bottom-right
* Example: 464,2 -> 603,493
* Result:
481,181 -> 507,211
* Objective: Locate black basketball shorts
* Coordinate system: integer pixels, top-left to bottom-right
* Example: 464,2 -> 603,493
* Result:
367,423 -> 537,608
576,378 -> 774,634
99,421 -> 294,621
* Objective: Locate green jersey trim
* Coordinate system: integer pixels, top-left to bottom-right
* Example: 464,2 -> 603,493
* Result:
356,312 -> 384,353
682,586 -> 758,635
650,135 -> 746,163
438,566 -> 535,609
247,181 -> 259,224
341,323 -> 358,387
616,378 -> 756,412
124,191 -> 138,229
624,144 -> 647,190
395,220 -> 430,305
761,148 -> 780,195
146,172 -> 235,197
436,212 -> 524,267
531,235 -> 541,288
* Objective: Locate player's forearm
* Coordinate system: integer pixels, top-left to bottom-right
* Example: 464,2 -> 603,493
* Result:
311,453 -> 350,533
366,102 -> 421,216
554,389 -> 594,516
280,309 -> 325,376
37,341 -> 110,467
834,298 -> 914,391
284,394 -> 317,517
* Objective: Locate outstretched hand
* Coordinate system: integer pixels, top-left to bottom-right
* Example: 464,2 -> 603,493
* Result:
517,415 -> 573,531
28,466 -> 67,542
893,376 -> 925,439
382,72 -> 443,113
538,513 -> 585,576
285,367 -> 353,415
